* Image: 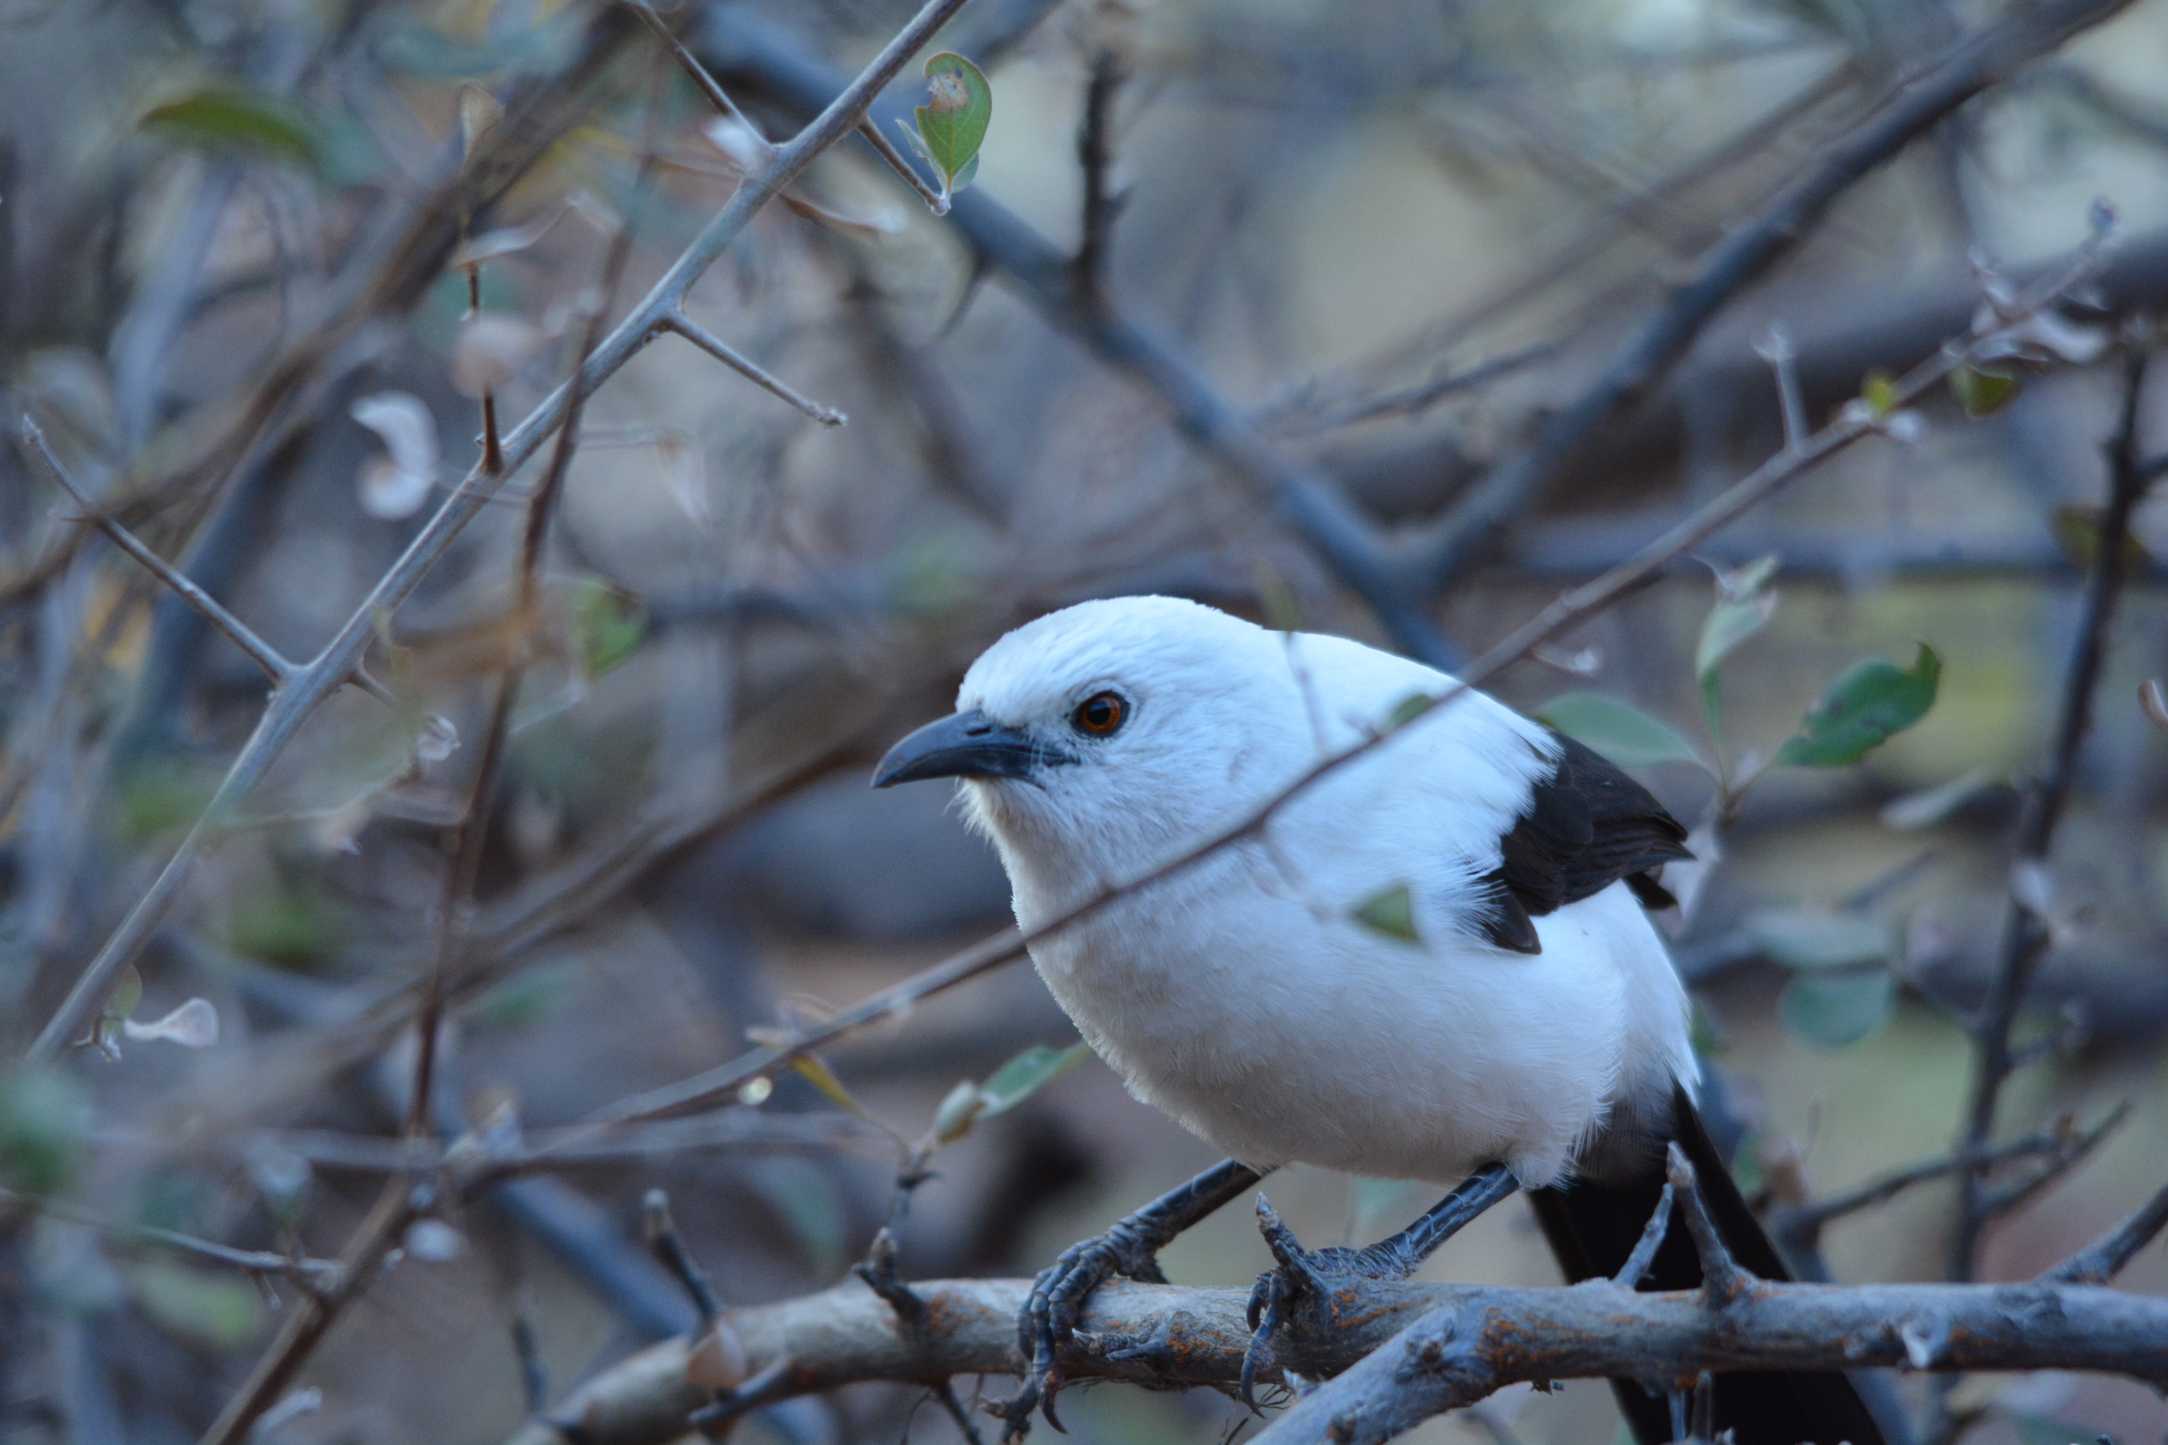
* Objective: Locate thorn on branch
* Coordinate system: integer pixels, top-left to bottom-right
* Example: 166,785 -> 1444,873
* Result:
1614,1180 -> 1675,1288
853,1224 -> 930,1327
632,0 -> 771,151
643,1188 -> 722,1326
660,311 -> 848,426
1664,1144 -> 1752,1304
20,415 -> 295,685
512,1311 -> 549,1416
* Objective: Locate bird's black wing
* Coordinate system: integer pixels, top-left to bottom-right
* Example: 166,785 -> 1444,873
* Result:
1474,732 -> 1692,955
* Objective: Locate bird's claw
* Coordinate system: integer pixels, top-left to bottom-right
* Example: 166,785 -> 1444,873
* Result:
997,1220 -> 1168,1439
1239,1195 -> 1400,1412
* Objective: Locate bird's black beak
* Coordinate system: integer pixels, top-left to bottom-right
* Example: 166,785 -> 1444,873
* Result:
872,709 -> 1068,788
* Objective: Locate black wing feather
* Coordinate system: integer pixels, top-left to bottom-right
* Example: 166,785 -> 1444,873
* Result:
1474,732 -> 1691,953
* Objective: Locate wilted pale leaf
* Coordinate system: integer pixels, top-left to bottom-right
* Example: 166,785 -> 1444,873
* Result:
458,84 -> 502,158
416,714 -> 459,764
350,392 -> 438,520
121,997 -> 220,1049
1537,692 -> 1704,770
787,1055 -> 873,1122
402,1219 -> 464,1262
700,116 -> 768,172
932,1079 -> 985,1144
1773,644 -> 1940,769
451,313 -> 546,398
1779,969 -> 1894,1049
451,211 -> 565,270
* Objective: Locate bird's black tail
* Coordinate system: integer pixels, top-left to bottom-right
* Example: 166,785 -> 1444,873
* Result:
1528,1084 -> 1886,1445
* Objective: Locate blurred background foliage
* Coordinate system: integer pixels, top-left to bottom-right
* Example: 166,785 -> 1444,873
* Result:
0,0 -> 2165,1441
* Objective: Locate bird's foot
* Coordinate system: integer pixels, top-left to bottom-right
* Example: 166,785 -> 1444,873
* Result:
995,1218 -> 1170,1438
1240,1195 -> 1411,1412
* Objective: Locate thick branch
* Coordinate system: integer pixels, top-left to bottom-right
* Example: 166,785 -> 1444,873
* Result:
501,1274 -> 2168,1445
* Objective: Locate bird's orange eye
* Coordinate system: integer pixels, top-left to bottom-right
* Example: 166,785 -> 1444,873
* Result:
1072,691 -> 1127,737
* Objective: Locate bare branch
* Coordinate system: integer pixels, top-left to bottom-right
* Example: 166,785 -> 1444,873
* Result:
643,1189 -> 723,1326
631,0 -> 770,147
1945,350 -> 2156,1277
659,311 -> 848,426
19,417 -> 293,685
1073,49 -> 1124,294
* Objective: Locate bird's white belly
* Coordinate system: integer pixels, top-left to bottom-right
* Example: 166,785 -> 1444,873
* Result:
1020,859 -> 1650,1189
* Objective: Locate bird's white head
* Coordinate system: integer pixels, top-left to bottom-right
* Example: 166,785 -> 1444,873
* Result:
872,596 -> 1300,873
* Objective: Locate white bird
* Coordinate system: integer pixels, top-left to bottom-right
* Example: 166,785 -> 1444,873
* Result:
874,596 -> 1882,1445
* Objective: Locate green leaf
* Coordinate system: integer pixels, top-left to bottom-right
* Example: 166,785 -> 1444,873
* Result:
911,52 -> 991,196
1744,907 -> 1891,970
140,88 -> 323,170
1779,969 -> 1894,1049
1385,691 -> 1435,729
570,578 -> 646,678
0,1069 -> 92,1195
1351,882 -> 1420,944
1949,365 -> 2019,418
1773,644 -> 1941,769
976,1042 -> 1091,1118
1537,692 -> 1705,770
1860,369 -> 1898,417
130,1260 -> 267,1351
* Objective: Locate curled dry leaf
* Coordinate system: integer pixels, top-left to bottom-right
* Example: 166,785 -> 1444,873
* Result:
451,209 -> 566,270
350,392 -> 438,520
458,84 -> 503,158
402,1219 -> 465,1262
416,714 -> 460,764
452,313 -> 547,398
701,116 -> 768,173
121,998 -> 220,1049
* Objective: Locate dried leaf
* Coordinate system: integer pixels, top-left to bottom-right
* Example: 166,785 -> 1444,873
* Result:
350,393 -> 439,520
451,313 -> 546,398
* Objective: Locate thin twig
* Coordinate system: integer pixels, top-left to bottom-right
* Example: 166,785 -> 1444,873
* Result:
1946,351 -> 2155,1274
643,1189 -> 723,1325
631,0 -> 770,145
1614,1180 -> 1675,1289
24,0 -> 973,1065
659,311 -> 848,426
19,418 -> 293,685
1772,1106 -> 2127,1247
0,1187 -> 340,1289
858,118 -> 948,213
197,1183 -> 429,1445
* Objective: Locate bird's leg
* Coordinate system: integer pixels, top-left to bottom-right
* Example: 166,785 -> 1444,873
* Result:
1000,1157 -> 1264,1437
1241,1163 -> 1519,1409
